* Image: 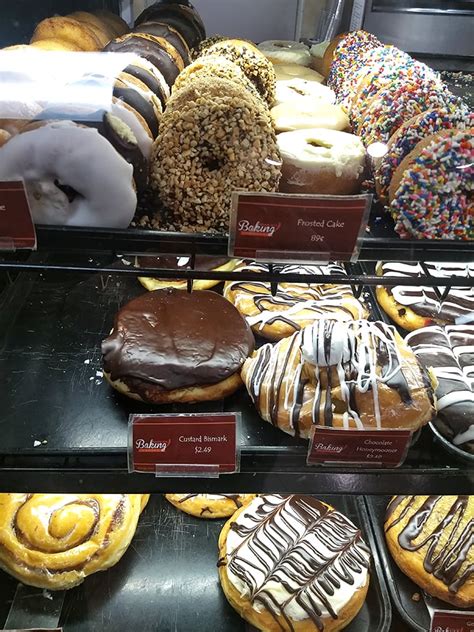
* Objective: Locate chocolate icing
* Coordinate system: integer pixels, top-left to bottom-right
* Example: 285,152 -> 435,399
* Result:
124,62 -> 169,109
135,3 -> 205,48
134,21 -> 191,64
102,289 -> 255,390
113,81 -> 159,138
385,496 -> 473,594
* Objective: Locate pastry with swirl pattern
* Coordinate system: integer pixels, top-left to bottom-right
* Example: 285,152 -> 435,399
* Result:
406,325 -> 474,454
165,493 -> 256,518
384,496 -> 474,608
0,493 -> 149,590
224,262 -> 367,341
376,261 -> 474,331
218,494 -> 371,631
242,319 -> 434,438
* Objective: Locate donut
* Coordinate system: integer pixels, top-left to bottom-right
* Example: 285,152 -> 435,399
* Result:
375,261 -> 474,331
406,325 -> 474,454
122,57 -> 171,111
201,40 -> 276,107
309,40 -> 331,75
136,255 -> 239,290
0,121 -> 136,227
257,40 -> 311,66
31,17 -> 102,51
67,11 -> 112,46
275,77 -> 335,107
273,62 -> 324,83
218,494 -> 371,632
242,319 -> 435,437
101,289 -> 255,404
277,129 -> 366,195
385,496 -> 474,608
93,10 -> 129,37
389,129 -> 473,240
191,35 -> 228,59
151,76 -> 280,233
0,493 -> 148,590
165,494 -> 256,519
111,97 -> 153,159
224,261 -> 367,341
375,108 -> 473,204
133,20 -> 191,64
114,75 -> 162,139
135,3 -> 205,49
30,39 -> 83,51
271,100 -> 349,133
172,55 -> 261,101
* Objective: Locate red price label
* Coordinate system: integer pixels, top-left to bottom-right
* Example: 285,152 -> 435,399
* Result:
128,413 -> 238,476
0,180 -> 36,250
431,610 -> 474,632
229,192 -> 371,262
307,427 -> 412,467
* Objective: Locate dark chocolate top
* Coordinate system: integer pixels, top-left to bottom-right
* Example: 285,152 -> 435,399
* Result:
102,288 -> 255,390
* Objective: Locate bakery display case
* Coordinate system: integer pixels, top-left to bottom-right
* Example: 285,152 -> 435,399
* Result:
0,0 -> 472,630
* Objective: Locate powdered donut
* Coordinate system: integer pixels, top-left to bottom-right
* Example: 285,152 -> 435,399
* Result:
0,121 -> 136,227
275,78 -> 335,107
258,40 -> 311,66
274,63 -> 324,83
271,100 -> 349,132
151,76 -> 281,232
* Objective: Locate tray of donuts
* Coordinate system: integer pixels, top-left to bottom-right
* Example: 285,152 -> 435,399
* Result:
362,259 -> 474,463
0,492 -> 392,631
366,495 -> 474,631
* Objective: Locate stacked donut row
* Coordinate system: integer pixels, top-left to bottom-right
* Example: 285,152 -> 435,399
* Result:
150,39 -> 282,232
324,31 -> 473,240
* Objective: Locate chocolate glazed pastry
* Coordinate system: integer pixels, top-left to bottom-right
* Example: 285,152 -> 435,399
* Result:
133,21 -> 191,64
102,288 -> 255,404
135,3 -> 205,49
165,494 -> 256,519
384,496 -> 474,608
218,494 -> 371,632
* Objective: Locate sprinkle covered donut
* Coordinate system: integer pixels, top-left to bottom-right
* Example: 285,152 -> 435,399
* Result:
389,129 -> 474,240
151,76 -> 280,232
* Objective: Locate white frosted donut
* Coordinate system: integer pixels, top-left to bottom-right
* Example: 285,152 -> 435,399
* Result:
0,121 -> 136,227
277,128 -> 366,195
274,63 -> 324,83
271,100 -> 349,132
275,78 -> 335,107
258,40 -> 311,66
110,98 -> 153,159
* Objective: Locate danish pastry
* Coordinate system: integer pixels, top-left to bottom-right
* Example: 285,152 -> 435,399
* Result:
218,494 -> 371,631
102,288 -> 255,404
384,496 -> 474,608
242,319 -> 434,438
165,494 -> 256,518
0,494 -> 149,590
224,261 -> 367,341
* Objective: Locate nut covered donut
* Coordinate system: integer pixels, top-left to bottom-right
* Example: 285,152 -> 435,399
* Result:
224,261 -> 367,341
218,494 -> 371,632
102,288 -> 255,404
242,319 -> 434,438
0,493 -> 149,590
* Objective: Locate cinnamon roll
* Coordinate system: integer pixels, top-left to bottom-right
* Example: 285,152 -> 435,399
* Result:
384,496 -> 474,608
218,494 -> 371,631
0,494 -> 149,590
224,261 -> 367,341
165,494 -> 256,519
242,319 -> 434,438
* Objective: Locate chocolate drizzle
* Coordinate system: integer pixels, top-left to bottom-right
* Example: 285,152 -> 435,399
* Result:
102,289 -> 255,390
385,496 -> 474,594
221,495 -> 370,631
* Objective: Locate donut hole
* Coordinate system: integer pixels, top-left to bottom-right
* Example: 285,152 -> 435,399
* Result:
54,179 -> 81,203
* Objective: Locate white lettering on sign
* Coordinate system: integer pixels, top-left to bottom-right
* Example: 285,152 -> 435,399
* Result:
312,442 -> 343,454
135,438 -> 169,451
237,219 -> 281,237
0,205 -> 5,211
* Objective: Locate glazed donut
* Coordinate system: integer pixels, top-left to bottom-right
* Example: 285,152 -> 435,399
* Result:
132,21 -> 191,65
102,288 -> 255,404
69,11 -> 116,41
271,101 -> 349,133
0,121 -> 136,227
242,319 -> 435,437
375,108 -> 473,204
201,40 -> 276,107
94,10 -> 129,37
257,40 -> 311,66
165,494 -> 256,519
0,493 -> 148,590
389,129 -> 473,240
31,17 -> 102,51
218,494 -> 371,632
224,261 -> 367,341
275,78 -> 335,107
136,255 -> 239,291
277,129 -> 366,195
151,76 -> 280,232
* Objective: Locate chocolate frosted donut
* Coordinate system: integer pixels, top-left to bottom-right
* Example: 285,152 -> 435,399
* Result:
133,21 -> 191,64
102,289 -> 255,404
135,3 -> 205,49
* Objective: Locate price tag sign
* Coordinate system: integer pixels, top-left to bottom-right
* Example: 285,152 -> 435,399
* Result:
229,192 -> 371,262
128,413 -> 239,477
307,427 -> 412,467
431,610 -> 474,632
0,180 -> 36,250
